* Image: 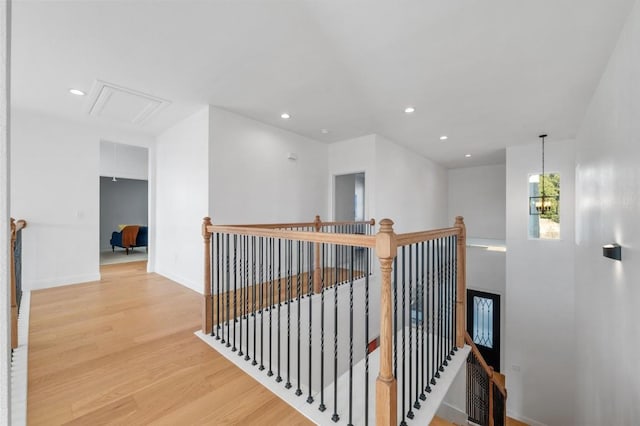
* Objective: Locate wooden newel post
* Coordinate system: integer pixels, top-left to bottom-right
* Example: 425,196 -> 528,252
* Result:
454,216 -> 466,349
202,217 -> 213,334
10,218 -> 17,349
313,215 -> 322,294
375,219 -> 398,426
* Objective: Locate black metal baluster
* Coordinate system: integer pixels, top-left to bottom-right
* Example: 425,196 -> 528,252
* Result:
286,239 -> 292,388
400,246 -> 407,426
364,247 -> 370,426
238,235 -> 244,357
215,233 -> 221,339
408,244 -> 414,420
226,235 -> 231,348
430,239 -> 437,386
453,235 -> 458,353
252,236 -> 257,365
307,241 -> 314,404
420,241 -> 427,400
259,238 -> 265,371
232,235 -> 237,352
348,245 -> 354,426
296,241 -> 302,396
319,242 -> 326,412
443,238 -> 450,366
268,238 -> 274,376
448,235 -> 454,359
244,236 -> 250,361
438,238 -> 445,374
332,243 -> 339,423
276,238 -> 282,380
413,243 -> 421,410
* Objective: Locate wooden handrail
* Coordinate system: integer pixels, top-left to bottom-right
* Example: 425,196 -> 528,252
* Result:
395,226 -> 460,247
464,331 -> 507,397
218,218 -> 376,229
206,225 -> 377,248
10,218 -> 27,349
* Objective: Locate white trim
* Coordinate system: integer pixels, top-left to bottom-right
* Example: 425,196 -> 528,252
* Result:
25,273 -> 101,290
155,269 -> 202,295
10,291 -> 30,426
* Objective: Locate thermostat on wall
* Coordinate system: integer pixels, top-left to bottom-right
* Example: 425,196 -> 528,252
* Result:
287,152 -> 298,161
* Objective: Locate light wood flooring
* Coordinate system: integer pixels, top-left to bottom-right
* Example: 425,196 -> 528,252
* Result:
27,261 -> 312,425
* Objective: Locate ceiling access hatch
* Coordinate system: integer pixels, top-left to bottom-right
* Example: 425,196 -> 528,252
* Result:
87,80 -> 170,125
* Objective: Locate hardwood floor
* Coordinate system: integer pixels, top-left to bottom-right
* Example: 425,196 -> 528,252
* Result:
28,261 -> 312,425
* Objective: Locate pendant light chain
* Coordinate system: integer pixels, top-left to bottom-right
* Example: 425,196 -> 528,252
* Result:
541,135 -> 545,198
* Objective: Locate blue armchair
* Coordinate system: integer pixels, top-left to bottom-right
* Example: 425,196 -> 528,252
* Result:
110,226 -> 148,254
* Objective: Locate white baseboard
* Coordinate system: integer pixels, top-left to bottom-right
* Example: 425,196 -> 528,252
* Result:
25,273 -> 101,290
155,269 -> 202,294
11,291 -> 30,426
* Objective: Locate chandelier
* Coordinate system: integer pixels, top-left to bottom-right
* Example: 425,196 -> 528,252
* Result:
529,134 -> 558,215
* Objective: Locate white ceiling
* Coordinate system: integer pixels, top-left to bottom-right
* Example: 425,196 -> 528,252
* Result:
11,0 -> 634,168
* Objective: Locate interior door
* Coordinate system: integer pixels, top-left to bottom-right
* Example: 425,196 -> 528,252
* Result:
467,289 -> 501,372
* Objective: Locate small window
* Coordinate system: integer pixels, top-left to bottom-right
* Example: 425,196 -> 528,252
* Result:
528,173 -> 560,240
472,296 -> 494,348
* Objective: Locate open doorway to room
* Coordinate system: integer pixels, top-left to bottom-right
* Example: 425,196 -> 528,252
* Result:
334,172 -> 365,221
99,141 -> 149,265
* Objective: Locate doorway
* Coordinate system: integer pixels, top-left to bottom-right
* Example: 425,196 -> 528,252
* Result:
99,141 -> 149,265
466,289 -> 501,371
334,172 -> 365,221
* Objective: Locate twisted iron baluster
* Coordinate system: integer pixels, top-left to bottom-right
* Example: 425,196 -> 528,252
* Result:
319,243 -> 326,412
307,242 -> 314,403
276,238 -> 282,380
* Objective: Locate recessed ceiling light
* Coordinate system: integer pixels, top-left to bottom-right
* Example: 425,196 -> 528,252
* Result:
281,113 -> 291,119
440,135 -> 448,140
465,154 -> 472,158
404,106 -> 415,114
321,129 -> 329,134
69,88 -> 85,96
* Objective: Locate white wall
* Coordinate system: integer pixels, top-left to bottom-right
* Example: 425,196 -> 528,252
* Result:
100,140 -> 148,181
328,134 -> 376,222
155,106 -> 209,293
375,135 -> 449,233
448,164 -> 506,240
10,109 -> 153,290
209,107 -> 328,224
444,164 -> 506,416
574,2 -> 640,424
505,139 -> 576,426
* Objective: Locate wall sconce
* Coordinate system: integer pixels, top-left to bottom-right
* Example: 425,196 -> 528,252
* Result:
602,243 -> 621,261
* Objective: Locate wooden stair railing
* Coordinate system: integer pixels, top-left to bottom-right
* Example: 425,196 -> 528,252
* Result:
202,215 -> 467,426
10,218 -> 27,350
465,331 -> 507,426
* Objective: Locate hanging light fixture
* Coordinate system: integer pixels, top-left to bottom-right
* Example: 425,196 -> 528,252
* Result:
529,134 -> 558,215
112,143 -> 118,182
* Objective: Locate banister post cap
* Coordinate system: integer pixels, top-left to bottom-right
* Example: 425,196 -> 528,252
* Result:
379,218 -> 394,232
376,219 -> 397,259
202,217 -> 212,237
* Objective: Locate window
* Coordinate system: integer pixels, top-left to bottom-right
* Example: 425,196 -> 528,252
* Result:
528,173 -> 560,240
